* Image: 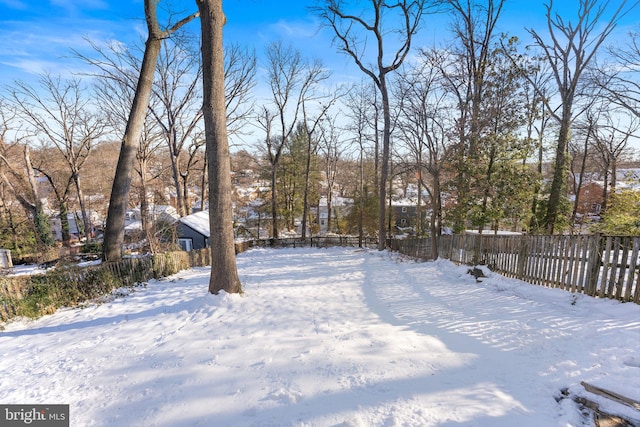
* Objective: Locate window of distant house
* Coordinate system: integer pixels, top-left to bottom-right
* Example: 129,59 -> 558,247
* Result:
178,238 -> 193,252
584,189 -> 590,195
401,207 -> 407,213
321,220 -> 325,225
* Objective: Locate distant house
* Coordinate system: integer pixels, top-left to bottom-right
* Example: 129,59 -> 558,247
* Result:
391,201 -> 418,230
177,210 -> 210,251
315,196 -> 353,235
125,205 -> 180,235
49,211 -> 100,241
575,182 -> 604,217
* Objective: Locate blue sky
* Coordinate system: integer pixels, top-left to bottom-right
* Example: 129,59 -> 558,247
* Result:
0,0 -> 338,82
1,0 -> 638,153
1,0 -> 637,86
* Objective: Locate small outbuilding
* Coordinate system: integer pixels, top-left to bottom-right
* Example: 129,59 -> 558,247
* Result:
177,210 -> 210,251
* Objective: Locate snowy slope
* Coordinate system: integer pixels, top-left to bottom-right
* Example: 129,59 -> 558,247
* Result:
1,247 -> 639,427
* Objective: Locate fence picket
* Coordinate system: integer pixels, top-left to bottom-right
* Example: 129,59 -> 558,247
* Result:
599,237 -> 612,297
626,238 -> 639,302
565,236 -> 583,292
607,237 -> 621,298
616,237 -> 630,300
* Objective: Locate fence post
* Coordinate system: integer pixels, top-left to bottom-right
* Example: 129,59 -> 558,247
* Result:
585,234 -> 603,297
517,235 -> 529,280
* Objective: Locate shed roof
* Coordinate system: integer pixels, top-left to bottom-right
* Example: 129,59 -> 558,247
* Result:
179,210 -> 210,237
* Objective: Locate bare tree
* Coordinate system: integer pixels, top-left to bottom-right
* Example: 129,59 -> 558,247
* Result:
101,0 -> 198,261
569,107 -> 600,228
317,113 -> 346,236
592,108 -> 638,212
224,44 -> 257,140
316,0 -> 431,250
527,0 -> 636,233
0,103 -> 54,249
80,36 -> 255,225
519,54 -> 553,233
594,27 -> 640,118
148,38 -> 203,217
343,81 -> 380,245
95,72 -> 166,249
256,42 -> 329,239
196,0 -> 242,294
10,75 -> 107,243
395,51 -> 451,254
299,86 -> 340,240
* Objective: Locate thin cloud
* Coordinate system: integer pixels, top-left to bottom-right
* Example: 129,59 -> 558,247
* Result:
49,0 -> 109,15
0,0 -> 28,9
1,58 -> 63,77
270,19 -> 317,39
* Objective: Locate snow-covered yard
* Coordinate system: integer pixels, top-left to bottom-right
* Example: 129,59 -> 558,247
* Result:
1,247 -> 638,426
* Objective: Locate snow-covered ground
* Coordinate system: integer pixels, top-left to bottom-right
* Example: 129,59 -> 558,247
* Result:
1,247 -> 639,427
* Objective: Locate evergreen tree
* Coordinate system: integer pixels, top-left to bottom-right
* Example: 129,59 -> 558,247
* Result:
593,188 -> 640,236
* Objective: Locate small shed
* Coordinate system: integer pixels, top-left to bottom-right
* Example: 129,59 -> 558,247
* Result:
0,249 -> 13,269
177,211 -> 210,251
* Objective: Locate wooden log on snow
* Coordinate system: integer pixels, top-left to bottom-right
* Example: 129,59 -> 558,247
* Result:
581,381 -> 640,411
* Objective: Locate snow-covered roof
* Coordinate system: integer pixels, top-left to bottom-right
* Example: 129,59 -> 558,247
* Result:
318,196 -> 353,207
179,210 -> 210,237
125,220 -> 143,231
576,168 -> 640,191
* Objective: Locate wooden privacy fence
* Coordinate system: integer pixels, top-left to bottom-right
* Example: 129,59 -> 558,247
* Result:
389,234 -> 640,304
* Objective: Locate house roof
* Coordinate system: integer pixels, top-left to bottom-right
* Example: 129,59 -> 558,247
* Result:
179,210 -> 210,237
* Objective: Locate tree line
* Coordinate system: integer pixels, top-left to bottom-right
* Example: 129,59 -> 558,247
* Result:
1,0 -> 639,293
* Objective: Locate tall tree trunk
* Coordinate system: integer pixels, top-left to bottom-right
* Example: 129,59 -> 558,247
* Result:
358,146 -> 365,247
23,146 -> 53,248
197,0 -> 242,294
572,123 -> 592,225
529,129 -> 545,232
102,0 -> 197,261
169,132 -> 187,217
58,201 -> 71,246
478,148 -> 497,235
199,154 -> 208,212
181,170 -> 190,216
73,172 -> 92,240
102,5 -> 162,261
326,191 -> 333,235
545,108 -> 571,234
377,76 -> 391,250
270,163 -> 279,239
602,167 -> 610,213
430,178 -> 442,259
301,135 -> 312,240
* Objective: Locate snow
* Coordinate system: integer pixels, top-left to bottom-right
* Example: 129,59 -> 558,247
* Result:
179,210 -> 211,237
4,264 -> 49,276
1,247 -> 639,427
